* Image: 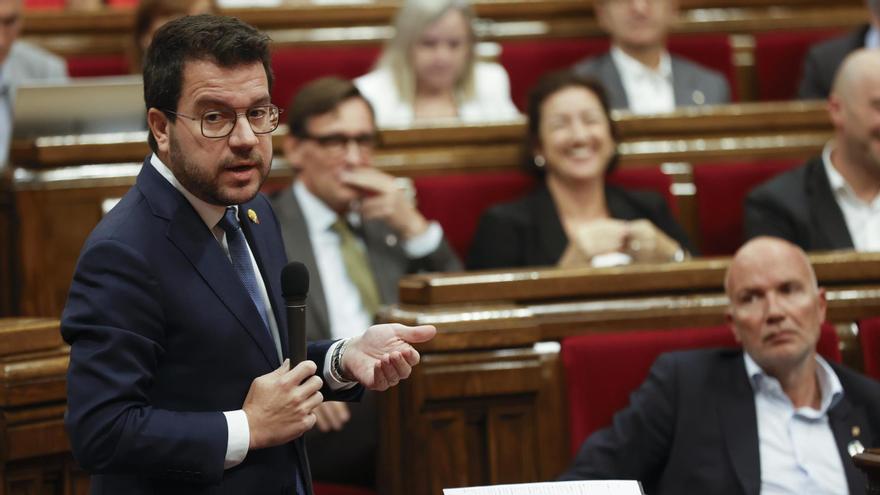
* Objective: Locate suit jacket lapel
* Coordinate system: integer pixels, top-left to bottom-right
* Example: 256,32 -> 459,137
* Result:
273,189 -> 332,340
716,356 -> 761,495
531,184 -> 569,265
806,158 -> 854,249
600,55 -> 630,109
363,221 -> 399,306
828,382 -> 870,495
239,200 -> 286,363
137,162 -> 280,369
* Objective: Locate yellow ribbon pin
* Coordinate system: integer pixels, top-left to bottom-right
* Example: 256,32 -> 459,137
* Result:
247,209 -> 259,224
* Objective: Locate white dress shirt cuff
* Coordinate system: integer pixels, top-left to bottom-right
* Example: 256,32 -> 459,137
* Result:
403,221 -> 443,259
324,339 -> 358,391
223,409 -> 250,469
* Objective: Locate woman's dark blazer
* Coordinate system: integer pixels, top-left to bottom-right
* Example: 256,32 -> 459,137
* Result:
467,183 -> 694,270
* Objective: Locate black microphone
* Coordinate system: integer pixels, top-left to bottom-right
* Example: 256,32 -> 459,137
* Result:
281,261 -> 309,366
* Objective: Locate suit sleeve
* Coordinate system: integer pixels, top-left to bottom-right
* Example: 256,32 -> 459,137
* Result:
558,353 -> 679,485
466,207 -> 524,270
798,49 -> 827,100
410,237 -> 463,273
62,238 -> 228,483
743,187 -> 801,244
640,191 -> 697,256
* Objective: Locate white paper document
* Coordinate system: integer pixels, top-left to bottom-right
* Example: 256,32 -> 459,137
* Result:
443,480 -> 643,495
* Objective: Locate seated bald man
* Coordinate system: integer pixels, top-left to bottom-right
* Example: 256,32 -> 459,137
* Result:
745,48 -> 880,252
559,237 -> 880,495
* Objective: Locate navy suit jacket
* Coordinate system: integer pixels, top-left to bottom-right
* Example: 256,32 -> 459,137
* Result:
744,156 -> 853,251
62,158 -> 361,494
560,349 -> 880,495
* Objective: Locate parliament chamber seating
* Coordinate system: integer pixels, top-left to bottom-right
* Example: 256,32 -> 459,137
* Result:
561,323 -> 841,455
692,159 -> 800,256
860,317 -> 880,382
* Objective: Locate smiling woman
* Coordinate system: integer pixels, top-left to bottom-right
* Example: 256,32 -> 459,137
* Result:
354,0 -> 520,127
467,69 -> 694,270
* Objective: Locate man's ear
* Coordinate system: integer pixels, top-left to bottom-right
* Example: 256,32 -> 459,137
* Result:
147,108 -> 171,154
283,135 -> 305,173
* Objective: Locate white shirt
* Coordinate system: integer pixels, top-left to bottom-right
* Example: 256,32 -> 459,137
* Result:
610,45 -> 675,115
822,142 -> 880,251
744,353 -> 848,495
150,155 -> 348,470
865,25 -> 879,49
293,180 -> 442,339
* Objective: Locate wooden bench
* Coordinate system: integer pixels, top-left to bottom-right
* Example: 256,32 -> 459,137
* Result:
4,100 -> 833,317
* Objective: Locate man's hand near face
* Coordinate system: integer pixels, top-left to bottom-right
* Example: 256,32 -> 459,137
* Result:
341,168 -> 429,240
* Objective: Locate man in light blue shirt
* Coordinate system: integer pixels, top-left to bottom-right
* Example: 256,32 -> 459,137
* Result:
561,237 -> 880,494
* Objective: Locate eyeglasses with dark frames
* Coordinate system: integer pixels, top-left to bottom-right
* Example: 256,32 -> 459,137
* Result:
164,104 -> 282,138
301,133 -> 379,154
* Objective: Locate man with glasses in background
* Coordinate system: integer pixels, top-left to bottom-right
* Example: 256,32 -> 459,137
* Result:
270,76 -> 461,489
63,16 -> 436,494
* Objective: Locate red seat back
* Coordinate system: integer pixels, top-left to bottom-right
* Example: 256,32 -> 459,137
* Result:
66,55 -> 131,78
313,482 -> 375,495
562,323 -> 840,455
607,166 -> 677,215
271,45 -> 381,111
693,160 -> 801,256
859,317 -> 880,381
754,30 -> 843,101
499,38 -> 610,111
413,171 -> 536,260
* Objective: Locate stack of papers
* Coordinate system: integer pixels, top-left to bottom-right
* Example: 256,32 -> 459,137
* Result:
443,480 -> 644,495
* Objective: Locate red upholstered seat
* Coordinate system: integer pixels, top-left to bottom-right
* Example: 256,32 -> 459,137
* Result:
562,323 -> 841,455
313,482 -> 375,495
271,45 -> 381,111
607,166 -> 677,215
413,171 -> 536,260
754,30 -> 843,101
66,55 -> 131,78
859,317 -> 880,381
692,160 -> 801,256
499,38 -> 610,110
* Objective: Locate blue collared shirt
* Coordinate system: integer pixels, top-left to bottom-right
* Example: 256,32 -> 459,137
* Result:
744,353 -> 848,495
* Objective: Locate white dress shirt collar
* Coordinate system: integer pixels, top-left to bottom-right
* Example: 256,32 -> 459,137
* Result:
744,351 -> 843,416
866,24 -> 880,49
822,141 -> 880,250
609,45 -> 675,115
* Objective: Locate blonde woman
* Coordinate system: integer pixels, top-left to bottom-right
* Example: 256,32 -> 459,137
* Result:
355,0 -> 519,127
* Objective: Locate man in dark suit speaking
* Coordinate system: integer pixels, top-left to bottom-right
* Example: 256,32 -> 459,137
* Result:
560,237 -> 880,494
61,15 -> 435,495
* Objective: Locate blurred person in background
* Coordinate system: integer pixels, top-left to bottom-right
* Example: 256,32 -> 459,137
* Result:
355,0 -> 518,127
572,0 -> 729,114
467,70 -> 692,270
0,0 -> 67,169
799,0 -> 880,100
129,0 -> 216,73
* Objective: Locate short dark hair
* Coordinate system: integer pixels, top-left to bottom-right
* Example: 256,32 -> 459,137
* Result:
143,14 -> 273,152
524,69 -> 620,177
286,77 -> 375,138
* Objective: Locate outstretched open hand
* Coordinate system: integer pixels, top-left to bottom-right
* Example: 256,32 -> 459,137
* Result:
343,323 -> 436,391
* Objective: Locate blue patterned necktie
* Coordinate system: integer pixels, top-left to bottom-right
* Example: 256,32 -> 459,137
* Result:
217,207 -> 305,494
217,207 -> 270,333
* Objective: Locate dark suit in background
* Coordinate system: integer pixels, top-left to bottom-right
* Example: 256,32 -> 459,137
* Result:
571,53 -> 730,110
559,349 -> 880,495
63,160 -> 361,494
744,156 -> 854,251
799,25 -> 870,100
271,186 -> 461,485
467,184 -> 693,270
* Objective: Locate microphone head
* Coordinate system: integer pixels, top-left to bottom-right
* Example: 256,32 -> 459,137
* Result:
281,261 -> 310,300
